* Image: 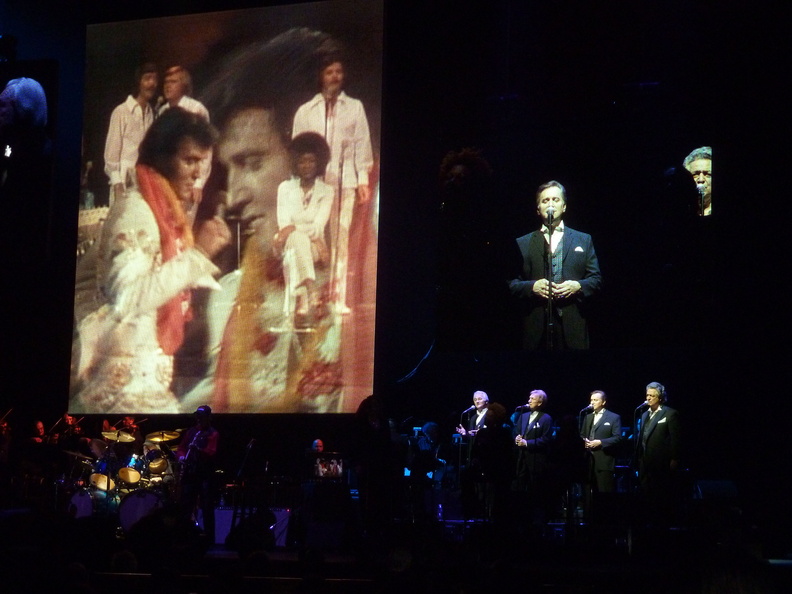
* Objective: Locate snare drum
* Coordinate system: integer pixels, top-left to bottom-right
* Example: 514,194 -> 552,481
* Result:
118,489 -> 163,533
147,452 -> 169,475
118,466 -> 141,487
89,472 -> 115,491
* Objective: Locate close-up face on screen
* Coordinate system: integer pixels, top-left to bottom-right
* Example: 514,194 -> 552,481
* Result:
436,136 -> 718,353
70,1 -> 382,415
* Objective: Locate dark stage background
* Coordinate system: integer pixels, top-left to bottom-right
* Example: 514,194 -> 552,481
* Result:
1,0 -> 787,543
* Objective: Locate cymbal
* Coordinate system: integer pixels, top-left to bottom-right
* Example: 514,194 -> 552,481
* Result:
145,430 -> 180,442
102,430 -> 135,443
89,439 -> 108,458
63,450 -> 93,461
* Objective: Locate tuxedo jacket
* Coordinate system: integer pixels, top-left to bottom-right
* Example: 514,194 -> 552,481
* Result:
637,406 -> 681,472
509,226 -> 602,349
468,409 -> 488,432
580,409 -> 622,471
513,410 -> 553,478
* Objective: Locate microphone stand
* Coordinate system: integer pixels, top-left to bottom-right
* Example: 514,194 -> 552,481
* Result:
578,407 -> 591,436
632,404 -> 647,489
577,406 -> 594,525
330,139 -> 349,309
231,439 -> 256,535
545,213 -> 555,351
455,408 -> 473,493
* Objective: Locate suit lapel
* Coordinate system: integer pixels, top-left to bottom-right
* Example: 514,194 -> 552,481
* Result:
645,408 -> 665,439
524,411 -> 540,435
562,227 -> 576,261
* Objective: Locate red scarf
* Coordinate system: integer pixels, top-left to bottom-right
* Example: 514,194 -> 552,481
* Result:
136,164 -> 194,355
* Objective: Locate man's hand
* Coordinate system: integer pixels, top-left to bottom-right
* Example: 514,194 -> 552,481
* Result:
532,279 -> 551,298
584,438 -> 601,449
552,280 -> 581,299
195,216 -> 231,258
113,183 -> 125,203
272,225 -> 296,252
357,184 -> 372,204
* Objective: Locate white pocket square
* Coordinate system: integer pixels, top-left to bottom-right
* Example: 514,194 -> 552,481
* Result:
658,417 -> 667,424
604,422 -> 611,426
575,246 -> 584,252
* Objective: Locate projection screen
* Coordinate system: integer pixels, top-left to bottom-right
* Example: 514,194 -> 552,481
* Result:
70,0 -> 382,414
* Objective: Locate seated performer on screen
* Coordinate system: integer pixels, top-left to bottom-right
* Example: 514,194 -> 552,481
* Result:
273,132 -> 333,326
683,146 -> 712,216
183,28 -> 355,413
509,180 -> 602,350
292,53 -> 374,314
72,108 -> 230,413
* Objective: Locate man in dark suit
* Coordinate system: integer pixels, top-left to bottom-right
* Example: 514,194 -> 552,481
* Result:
509,180 -> 602,350
513,390 -> 554,527
636,382 -> 681,522
455,390 -> 490,438
455,390 -> 490,518
581,390 -> 622,494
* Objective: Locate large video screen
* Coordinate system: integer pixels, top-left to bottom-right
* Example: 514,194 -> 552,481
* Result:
70,1 -> 382,414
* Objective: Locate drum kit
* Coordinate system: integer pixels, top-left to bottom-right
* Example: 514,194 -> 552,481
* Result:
65,428 -> 183,533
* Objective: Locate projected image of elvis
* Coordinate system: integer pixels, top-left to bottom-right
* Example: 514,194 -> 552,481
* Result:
70,2 -> 381,415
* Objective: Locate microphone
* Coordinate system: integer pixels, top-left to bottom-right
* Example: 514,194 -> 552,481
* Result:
696,184 -> 707,213
635,401 -> 649,410
580,404 -> 593,413
545,206 -> 555,225
514,404 -> 529,412
215,190 -> 242,269
462,405 -> 475,414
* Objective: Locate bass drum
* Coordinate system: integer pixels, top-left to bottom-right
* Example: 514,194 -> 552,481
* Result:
68,489 -> 94,519
119,489 -> 163,533
68,488 -> 117,519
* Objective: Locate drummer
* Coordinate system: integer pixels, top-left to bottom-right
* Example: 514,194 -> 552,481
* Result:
102,415 -> 144,456
119,416 -> 144,456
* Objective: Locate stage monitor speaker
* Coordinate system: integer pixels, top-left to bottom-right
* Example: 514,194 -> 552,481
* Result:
213,507 -> 291,547
694,480 -> 738,500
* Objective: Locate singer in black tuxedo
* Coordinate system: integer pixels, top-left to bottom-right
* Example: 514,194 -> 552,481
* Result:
636,382 -> 681,521
455,390 -> 490,518
580,391 -> 622,493
509,181 -> 602,350
513,391 -> 553,491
